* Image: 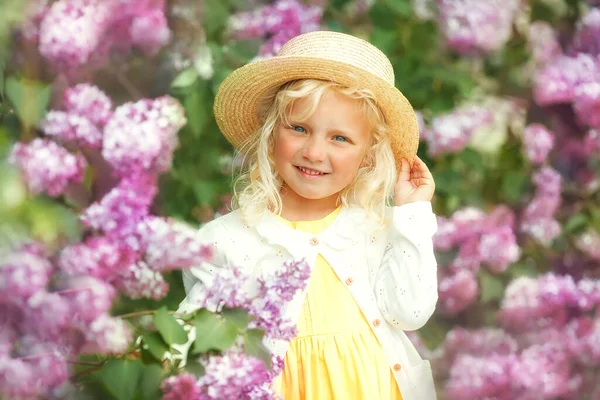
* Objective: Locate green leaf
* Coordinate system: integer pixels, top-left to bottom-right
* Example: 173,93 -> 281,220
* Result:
5,76 -> 51,128
203,0 -> 229,37
383,0 -> 413,16
500,170 -> 529,204
185,359 -> 206,378
171,67 -> 199,88
139,364 -> 164,400
183,89 -> 209,137
153,307 -> 188,346
563,213 -> 589,234
222,307 -> 251,330
193,309 -> 239,353
101,359 -> 143,400
192,181 -> 215,204
368,4 -> 398,30
243,329 -> 271,369
142,332 -> 169,361
479,270 -> 504,303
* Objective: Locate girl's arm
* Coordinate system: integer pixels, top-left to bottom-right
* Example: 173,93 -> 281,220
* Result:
374,201 -> 438,331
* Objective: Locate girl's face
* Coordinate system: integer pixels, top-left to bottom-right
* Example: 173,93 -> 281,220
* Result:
273,90 -> 371,209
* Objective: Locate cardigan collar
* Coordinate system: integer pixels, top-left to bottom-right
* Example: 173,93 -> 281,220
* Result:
252,206 -> 367,257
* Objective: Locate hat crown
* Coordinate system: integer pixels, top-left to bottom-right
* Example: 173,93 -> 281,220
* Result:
276,31 -> 395,86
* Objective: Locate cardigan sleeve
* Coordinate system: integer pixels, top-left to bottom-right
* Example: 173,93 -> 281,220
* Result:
374,201 -> 438,331
178,218 -> 230,313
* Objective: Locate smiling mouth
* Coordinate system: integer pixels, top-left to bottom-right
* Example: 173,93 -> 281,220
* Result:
296,166 -> 328,176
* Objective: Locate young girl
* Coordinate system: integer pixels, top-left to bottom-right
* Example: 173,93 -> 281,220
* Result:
180,31 -> 438,400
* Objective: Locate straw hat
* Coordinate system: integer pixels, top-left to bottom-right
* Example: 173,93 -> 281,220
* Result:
213,30 -> 419,167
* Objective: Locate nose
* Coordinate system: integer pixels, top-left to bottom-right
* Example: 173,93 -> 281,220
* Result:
302,135 -> 326,162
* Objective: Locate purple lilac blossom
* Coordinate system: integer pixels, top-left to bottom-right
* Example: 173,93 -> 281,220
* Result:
421,105 -> 493,156
58,236 -> 136,280
8,139 -> 87,197
59,276 -> 117,323
81,314 -> 132,354
529,21 -> 562,67
0,247 -> 53,302
197,352 -> 271,400
228,0 -> 323,58
438,269 -> 479,315
63,83 -> 113,126
575,230 -> 600,261
573,80 -> 600,129
161,373 -> 201,400
115,261 -> 170,300
40,111 -> 103,148
102,96 -> 186,176
570,8 -> 600,56
522,123 -> 555,165
138,217 -> 214,272
521,166 -> 562,245
36,0 -> 171,73
80,173 -> 158,246
436,0 -> 519,55
445,354 -> 514,399
533,53 -> 600,106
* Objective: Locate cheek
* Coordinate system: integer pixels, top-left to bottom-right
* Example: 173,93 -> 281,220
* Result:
274,133 -> 298,166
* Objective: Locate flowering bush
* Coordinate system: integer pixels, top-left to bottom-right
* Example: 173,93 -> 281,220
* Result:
2,0 -> 600,399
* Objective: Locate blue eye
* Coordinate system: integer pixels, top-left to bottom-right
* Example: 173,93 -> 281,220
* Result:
333,135 -> 348,142
292,125 -> 305,133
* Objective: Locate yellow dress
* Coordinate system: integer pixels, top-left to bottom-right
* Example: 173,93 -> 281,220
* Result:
273,207 -> 403,400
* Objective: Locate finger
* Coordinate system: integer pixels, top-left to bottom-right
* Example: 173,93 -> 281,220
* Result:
413,155 -> 434,179
398,158 -> 411,182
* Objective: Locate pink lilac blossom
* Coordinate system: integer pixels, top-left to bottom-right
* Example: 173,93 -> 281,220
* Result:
35,0 -> 171,73
80,173 -> 158,245
438,269 -> 479,315
81,314 -> 132,354
63,83 -> 113,127
522,123 -> 555,165
228,0 -> 323,58
129,8 -> 172,55
498,274 -> 584,333
443,328 -> 518,364
533,53 -> 600,106
436,0 -> 520,55
40,111 -> 103,148
529,21 -> 562,67
197,352 -> 272,400
58,236 -> 136,280
421,105 -> 493,156
571,8 -> 600,56
115,261 -> 170,300
138,217 -> 214,272
445,353 -> 514,400
59,276 -> 117,323
509,342 -> 572,398
38,0 -> 114,71
0,247 -> 53,302
584,129 -> 600,153
573,81 -> 600,129
20,291 -> 71,340
102,96 -> 186,176
565,317 -> 600,366
521,167 -> 562,245
161,373 -> 201,400
8,139 -> 87,197
478,226 -> 520,273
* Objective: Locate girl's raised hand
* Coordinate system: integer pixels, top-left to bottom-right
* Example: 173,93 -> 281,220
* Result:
394,155 -> 436,206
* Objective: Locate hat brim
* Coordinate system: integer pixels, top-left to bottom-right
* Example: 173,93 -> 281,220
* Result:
213,56 -> 419,169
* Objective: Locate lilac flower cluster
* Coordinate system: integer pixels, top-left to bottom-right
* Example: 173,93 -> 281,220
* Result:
5,81 -> 204,397
420,105 -> 494,156
0,244 -> 131,398
440,273 -> 600,399
520,167 -> 562,246
8,138 -> 87,197
191,259 -> 311,341
436,0 -> 520,56
522,123 -> 555,165
176,260 -> 311,399
33,0 -> 171,73
228,0 -> 323,58
434,206 -> 520,314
